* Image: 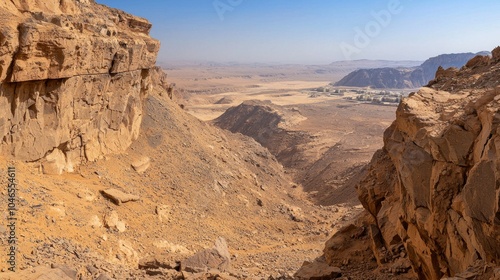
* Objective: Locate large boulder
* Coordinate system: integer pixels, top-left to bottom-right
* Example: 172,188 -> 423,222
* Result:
180,237 -> 231,273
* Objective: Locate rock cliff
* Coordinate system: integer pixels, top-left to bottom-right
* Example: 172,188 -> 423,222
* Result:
0,0 -> 160,173
324,48 -> 500,279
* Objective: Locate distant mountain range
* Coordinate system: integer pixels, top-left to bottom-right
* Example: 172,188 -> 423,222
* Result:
333,52 -> 490,89
159,59 -> 422,69
328,59 -> 422,69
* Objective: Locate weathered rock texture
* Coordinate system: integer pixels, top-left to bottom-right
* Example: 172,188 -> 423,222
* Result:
325,48 -> 500,279
0,0 -> 160,173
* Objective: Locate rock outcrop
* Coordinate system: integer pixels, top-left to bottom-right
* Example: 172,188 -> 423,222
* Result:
0,0 -> 160,173
325,48 -> 500,279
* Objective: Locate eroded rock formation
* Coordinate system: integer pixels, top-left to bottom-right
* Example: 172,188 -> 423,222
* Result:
0,0 -> 159,173
325,48 -> 500,280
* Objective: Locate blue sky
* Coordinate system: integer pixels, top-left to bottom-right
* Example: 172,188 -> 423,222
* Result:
96,0 -> 500,64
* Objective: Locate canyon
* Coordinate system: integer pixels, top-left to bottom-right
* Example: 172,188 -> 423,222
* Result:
0,1 -> 499,280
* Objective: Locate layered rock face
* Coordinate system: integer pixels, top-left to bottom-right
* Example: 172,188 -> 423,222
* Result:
325,48 -> 500,279
0,0 -> 160,173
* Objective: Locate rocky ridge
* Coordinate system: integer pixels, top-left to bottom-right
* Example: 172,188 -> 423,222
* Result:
213,100 -> 308,170
0,0 -> 160,174
320,48 -> 500,279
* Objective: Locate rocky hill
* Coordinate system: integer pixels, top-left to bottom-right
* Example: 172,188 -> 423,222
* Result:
331,67 -> 419,89
316,48 -> 500,279
334,52 -> 488,89
213,100 -> 308,169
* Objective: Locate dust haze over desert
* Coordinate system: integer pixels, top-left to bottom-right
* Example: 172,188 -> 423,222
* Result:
0,1 -> 499,280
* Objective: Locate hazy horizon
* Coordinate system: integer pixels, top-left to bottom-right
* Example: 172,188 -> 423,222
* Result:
96,0 -> 500,65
